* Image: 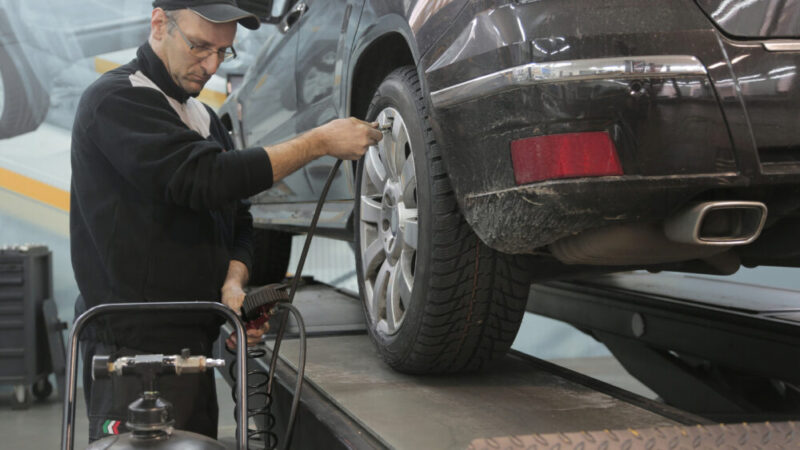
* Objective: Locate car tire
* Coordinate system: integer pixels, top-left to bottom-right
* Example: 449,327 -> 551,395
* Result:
249,228 -> 292,286
0,15 -> 50,139
354,66 -> 531,374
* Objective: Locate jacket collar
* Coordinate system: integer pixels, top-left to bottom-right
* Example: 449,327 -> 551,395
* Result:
136,42 -> 193,103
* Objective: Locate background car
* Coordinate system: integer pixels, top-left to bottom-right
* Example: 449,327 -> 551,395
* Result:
0,0 -> 151,139
221,0 -> 800,374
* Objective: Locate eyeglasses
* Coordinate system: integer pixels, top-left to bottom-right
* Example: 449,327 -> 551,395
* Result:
169,18 -> 237,62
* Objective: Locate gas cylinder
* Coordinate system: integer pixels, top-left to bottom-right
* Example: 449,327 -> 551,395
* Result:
87,352 -> 228,449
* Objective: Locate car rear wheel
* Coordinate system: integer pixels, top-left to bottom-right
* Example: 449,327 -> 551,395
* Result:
354,66 -> 531,374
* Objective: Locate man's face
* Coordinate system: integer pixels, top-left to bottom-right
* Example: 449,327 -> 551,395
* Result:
159,10 -> 237,94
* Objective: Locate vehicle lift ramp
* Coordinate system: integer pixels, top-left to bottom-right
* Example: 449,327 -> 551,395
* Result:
529,272 -> 800,423
217,278 -> 799,449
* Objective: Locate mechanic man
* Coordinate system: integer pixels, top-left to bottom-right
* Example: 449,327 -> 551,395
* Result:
70,0 -> 382,442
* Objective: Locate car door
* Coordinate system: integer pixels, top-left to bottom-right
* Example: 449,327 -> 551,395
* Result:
293,0 -> 364,201
242,0 -> 312,203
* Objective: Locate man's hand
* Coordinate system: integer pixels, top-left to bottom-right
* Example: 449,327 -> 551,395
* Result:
312,118 -> 383,160
221,283 -> 247,314
222,284 -> 270,348
226,326 -> 269,349
221,260 -> 268,348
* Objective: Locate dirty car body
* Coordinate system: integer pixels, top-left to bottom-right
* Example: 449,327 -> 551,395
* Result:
425,0 -> 800,270
221,0 -> 800,373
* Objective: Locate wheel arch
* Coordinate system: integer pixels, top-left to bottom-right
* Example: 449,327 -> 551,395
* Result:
348,31 -> 417,122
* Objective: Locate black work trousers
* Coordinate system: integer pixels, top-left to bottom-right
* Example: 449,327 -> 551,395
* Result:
81,339 -> 219,443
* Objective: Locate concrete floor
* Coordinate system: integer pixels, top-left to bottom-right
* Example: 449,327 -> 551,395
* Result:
0,354 -> 657,449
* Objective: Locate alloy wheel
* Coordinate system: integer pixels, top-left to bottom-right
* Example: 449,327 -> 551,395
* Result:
358,107 -> 418,335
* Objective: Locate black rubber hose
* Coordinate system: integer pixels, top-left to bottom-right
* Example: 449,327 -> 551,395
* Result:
276,302 -> 306,450
267,158 -> 342,449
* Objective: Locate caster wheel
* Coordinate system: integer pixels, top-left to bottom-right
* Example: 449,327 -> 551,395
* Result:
32,379 -> 53,400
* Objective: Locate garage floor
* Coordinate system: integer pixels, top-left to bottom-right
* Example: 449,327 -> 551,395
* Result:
0,353 -> 658,448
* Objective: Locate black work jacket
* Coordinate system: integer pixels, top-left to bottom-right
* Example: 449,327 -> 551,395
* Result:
70,42 -> 272,352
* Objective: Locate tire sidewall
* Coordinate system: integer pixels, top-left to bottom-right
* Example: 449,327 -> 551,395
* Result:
355,67 -> 434,366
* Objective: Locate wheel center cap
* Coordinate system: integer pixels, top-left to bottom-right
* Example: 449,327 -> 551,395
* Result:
381,183 -> 404,259
382,184 -> 402,237
390,208 -> 399,235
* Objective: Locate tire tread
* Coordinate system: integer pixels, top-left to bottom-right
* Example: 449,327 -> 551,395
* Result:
359,66 -> 530,374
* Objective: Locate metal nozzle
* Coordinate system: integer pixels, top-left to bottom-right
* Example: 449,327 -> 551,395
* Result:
205,358 -> 226,368
378,117 -> 394,133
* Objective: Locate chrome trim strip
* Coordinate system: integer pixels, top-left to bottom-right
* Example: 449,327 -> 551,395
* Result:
430,55 -> 707,108
763,40 -> 800,52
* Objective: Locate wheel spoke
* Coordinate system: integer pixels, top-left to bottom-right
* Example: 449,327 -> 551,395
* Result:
391,118 -> 408,180
393,118 -> 408,154
400,155 -> 416,203
372,260 -> 392,324
360,196 -> 381,224
379,131 -> 398,180
385,268 -> 399,333
395,260 -> 413,313
362,237 -> 385,275
403,216 -> 418,250
365,147 -> 387,192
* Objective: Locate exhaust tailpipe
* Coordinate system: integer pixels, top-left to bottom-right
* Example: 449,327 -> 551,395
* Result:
663,201 -> 767,246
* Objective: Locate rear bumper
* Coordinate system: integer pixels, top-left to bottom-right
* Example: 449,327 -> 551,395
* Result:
429,65 -> 745,252
461,172 -> 800,254
422,0 -> 800,253
461,174 -> 745,254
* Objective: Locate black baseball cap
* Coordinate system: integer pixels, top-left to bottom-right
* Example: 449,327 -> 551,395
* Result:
152,0 -> 260,30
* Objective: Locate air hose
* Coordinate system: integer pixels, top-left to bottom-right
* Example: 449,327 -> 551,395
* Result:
227,159 -> 343,450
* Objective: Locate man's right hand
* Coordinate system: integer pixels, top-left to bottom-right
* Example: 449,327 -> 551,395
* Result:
264,117 -> 384,183
312,118 -> 383,161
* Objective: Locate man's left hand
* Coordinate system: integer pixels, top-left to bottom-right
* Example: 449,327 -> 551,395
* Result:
226,325 -> 269,349
221,283 -> 247,313
222,283 -> 270,348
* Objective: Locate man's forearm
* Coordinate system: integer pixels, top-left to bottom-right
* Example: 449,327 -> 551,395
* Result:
223,259 -> 249,290
263,130 -> 323,183
262,118 -> 383,184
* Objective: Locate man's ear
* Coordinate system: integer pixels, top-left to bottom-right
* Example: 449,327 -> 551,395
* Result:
151,8 -> 168,41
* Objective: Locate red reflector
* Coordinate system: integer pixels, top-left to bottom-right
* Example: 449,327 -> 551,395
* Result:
510,131 -> 623,185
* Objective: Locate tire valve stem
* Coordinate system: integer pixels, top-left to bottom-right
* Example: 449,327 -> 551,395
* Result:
379,117 -> 394,133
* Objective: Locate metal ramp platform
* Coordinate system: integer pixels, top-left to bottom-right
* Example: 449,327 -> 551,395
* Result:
217,276 -> 800,449
529,272 -> 800,422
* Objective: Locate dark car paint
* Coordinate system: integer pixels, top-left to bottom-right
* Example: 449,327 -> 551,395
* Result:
417,0 -> 800,256
713,37 -> 800,171
223,0 -> 800,265
696,0 -> 800,38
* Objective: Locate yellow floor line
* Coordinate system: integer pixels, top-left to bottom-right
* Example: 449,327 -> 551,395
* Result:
0,167 -> 70,212
0,188 -> 69,237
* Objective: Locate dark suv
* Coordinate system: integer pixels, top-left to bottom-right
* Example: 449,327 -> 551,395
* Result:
220,0 -> 800,374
